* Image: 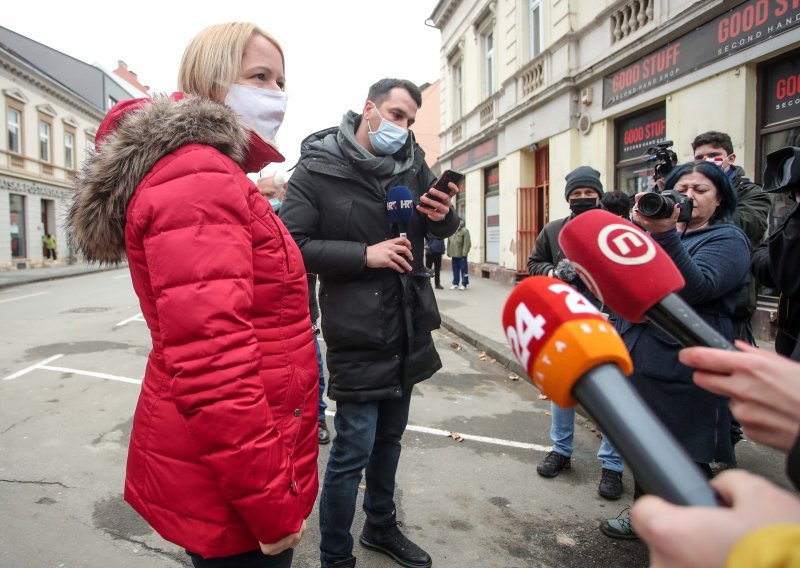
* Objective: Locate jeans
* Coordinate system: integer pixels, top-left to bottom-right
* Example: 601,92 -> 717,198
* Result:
451,257 -> 469,287
187,548 -> 293,568
425,252 -> 442,287
319,390 -> 413,567
549,403 -> 623,473
315,336 -> 327,422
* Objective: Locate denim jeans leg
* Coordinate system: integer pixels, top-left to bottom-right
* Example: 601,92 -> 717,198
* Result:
549,403 -> 575,457
452,258 -> 460,286
596,434 -> 624,473
362,390 -> 413,526
319,400 -> 379,566
460,258 -> 469,286
315,336 -> 327,422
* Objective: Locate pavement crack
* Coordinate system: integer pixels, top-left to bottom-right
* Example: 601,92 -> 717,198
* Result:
103,530 -> 190,565
0,478 -> 70,488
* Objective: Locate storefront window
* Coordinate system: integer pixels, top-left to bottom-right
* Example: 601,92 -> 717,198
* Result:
615,104 -> 667,196
9,194 -> 26,259
484,164 -> 500,264
759,48 -> 800,231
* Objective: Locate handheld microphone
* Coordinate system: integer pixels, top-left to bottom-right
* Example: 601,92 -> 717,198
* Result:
387,186 -> 415,239
503,276 -> 718,506
557,209 -> 735,351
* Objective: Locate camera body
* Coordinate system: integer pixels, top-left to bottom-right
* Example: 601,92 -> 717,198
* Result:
763,146 -> 800,194
638,189 -> 694,223
643,140 -> 678,181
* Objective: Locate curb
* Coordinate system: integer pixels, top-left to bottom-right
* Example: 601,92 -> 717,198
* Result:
0,265 -> 125,290
439,314 -> 527,379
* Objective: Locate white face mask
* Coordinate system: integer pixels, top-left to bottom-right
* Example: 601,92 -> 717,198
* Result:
225,84 -> 288,143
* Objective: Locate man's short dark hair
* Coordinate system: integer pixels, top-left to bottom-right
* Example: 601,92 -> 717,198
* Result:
691,131 -> 734,155
601,190 -> 632,218
368,78 -> 422,108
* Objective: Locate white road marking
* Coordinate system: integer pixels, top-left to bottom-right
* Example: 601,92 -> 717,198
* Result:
323,410 -> 551,453
2,354 -> 64,381
115,313 -> 145,327
0,292 -> 48,304
4,360 -> 548,452
39,365 -> 142,385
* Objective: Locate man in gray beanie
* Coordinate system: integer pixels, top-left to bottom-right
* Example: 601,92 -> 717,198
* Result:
527,165 -> 625,501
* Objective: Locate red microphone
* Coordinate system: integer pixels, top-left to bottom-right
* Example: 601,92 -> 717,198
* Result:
503,276 -> 718,506
557,209 -> 734,350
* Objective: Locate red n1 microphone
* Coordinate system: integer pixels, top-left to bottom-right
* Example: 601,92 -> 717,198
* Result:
503,276 -> 718,506
558,209 -> 734,350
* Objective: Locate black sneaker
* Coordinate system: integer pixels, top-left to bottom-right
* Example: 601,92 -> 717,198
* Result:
318,419 -> 331,445
598,468 -> 623,500
359,519 -> 432,568
536,451 -> 571,478
599,506 -> 638,540
328,558 -> 356,568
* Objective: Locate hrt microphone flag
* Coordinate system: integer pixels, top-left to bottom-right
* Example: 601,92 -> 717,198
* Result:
502,276 -> 718,506
558,209 -> 734,350
387,186 -> 414,238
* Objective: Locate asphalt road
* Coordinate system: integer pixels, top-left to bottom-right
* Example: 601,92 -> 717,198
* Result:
0,269 -> 791,567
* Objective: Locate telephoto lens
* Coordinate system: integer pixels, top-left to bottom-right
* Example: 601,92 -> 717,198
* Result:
638,192 -> 677,219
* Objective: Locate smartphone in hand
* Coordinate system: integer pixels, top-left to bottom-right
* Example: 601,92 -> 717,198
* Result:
425,170 -> 464,203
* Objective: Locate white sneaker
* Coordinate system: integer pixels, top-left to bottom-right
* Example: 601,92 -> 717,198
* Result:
449,285 -> 459,290
458,285 -> 466,291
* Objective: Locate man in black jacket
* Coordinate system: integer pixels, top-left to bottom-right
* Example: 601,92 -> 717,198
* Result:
280,78 -> 458,568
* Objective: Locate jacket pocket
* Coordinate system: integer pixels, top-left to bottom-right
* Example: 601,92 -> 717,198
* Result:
411,275 -> 441,335
321,281 -> 386,349
280,365 -> 307,457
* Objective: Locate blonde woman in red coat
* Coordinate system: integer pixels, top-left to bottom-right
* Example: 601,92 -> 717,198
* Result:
68,23 -> 318,568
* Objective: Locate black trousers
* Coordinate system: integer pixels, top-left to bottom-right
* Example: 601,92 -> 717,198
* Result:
633,462 -> 714,500
425,252 -> 442,286
187,548 -> 293,568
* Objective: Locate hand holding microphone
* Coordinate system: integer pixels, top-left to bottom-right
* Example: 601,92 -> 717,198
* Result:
557,209 -> 735,351
503,276 -> 718,506
370,186 -> 415,273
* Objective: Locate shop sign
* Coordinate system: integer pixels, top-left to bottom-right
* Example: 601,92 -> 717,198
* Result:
452,138 -> 498,171
0,176 -> 71,199
603,0 -> 800,108
616,105 -> 667,161
762,49 -> 800,126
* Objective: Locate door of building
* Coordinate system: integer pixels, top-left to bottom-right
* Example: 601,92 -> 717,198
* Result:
516,146 -> 549,274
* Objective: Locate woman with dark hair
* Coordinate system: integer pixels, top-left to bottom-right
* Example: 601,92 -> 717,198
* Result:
601,160 -> 751,539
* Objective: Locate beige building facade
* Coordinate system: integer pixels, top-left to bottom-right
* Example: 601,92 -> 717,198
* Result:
430,0 -> 800,284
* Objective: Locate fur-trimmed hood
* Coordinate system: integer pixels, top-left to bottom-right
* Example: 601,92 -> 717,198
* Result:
68,94 -> 282,263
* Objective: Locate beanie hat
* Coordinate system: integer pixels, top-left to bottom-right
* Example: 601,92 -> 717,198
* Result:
564,166 -> 604,200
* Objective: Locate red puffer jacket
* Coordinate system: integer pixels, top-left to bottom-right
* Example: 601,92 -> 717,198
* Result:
68,94 -> 319,558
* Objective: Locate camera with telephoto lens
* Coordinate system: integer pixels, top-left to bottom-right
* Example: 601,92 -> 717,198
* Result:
642,140 -> 678,181
762,146 -> 800,194
638,189 -> 694,223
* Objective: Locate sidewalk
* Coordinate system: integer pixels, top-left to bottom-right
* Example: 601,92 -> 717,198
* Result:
0,262 -> 124,290
434,277 -> 524,377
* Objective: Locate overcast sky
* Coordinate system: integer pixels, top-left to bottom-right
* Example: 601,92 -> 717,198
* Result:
4,1 -> 443,174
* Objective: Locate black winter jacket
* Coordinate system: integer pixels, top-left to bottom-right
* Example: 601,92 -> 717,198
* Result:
280,118 -> 458,401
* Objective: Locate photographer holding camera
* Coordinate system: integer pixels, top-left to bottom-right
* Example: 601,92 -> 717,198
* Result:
644,141 -> 679,191
751,146 -> 800,361
601,160 -> 751,539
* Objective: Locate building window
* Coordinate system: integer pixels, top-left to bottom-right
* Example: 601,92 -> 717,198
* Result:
483,30 -> 495,97
107,96 -> 118,110
452,61 -> 463,120
529,0 -> 543,58
64,131 -> 75,170
39,120 -> 51,162
7,106 -> 22,153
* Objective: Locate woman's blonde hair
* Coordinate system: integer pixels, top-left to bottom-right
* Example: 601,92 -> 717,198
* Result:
177,22 -> 284,102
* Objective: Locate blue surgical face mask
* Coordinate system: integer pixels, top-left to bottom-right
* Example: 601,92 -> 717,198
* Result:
367,103 -> 408,155
269,197 -> 281,212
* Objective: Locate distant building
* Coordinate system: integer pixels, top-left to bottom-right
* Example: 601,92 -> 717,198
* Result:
413,80 -> 442,173
0,27 -> 150,268
429,0 -> 799,283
